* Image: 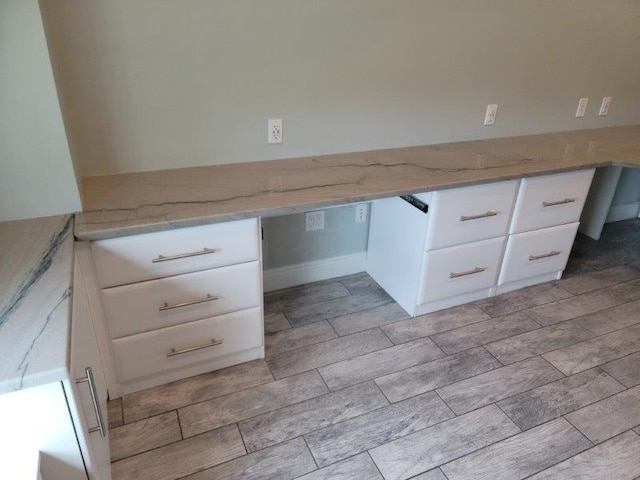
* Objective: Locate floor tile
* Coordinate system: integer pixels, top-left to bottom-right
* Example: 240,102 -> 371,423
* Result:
368,405 -> 519,480
285,289 -> 393,327
329,303 -> 409,336
601,351 -> 640,387
265,321 -> 337,356
318,337 -> 444,391
109,411 -> 182,462
475,282 -> 572,318
267,328 -> 392,379
576,299 -> 640,335
305,391 -> 454,467
375,347 -> 501,403
381,304 -> 490,344
559,265 -> 640,295
263,280 -> 351,315
110,424 -> 245,480
524,290 -> 619,326
339,271 -> 386,295
264,312 -> 291,334
543,323 -> 640,375
485,320 -> 595,365
238,381 -> 388,452
565,386 -> 640,444
430,312 -> 539,355
122,360 -> 273,423
496,368 -> 625,430
107,398 -> 124,429
295,452 -> 383,480
437,356 -> 564,415
178,370 -> 328,438
180,437 -> 316,480
411,470 -> 448,480
441,418 -> 591,480
604,278 -> 640,303
529,431 -> 640,480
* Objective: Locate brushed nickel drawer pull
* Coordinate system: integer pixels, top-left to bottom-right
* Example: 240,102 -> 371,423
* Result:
159,294 -> 219,312
450,266 -> 487,279
529,250 -> 561,261
542,198 -> 576,208
152,247 -> 217,263
75,367 -> 106,438
167,338 -> 223,357
460,211 -> 498,222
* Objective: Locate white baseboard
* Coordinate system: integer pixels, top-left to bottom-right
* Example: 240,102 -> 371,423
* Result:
605,202 -> 640,223
263,252 -> 367,292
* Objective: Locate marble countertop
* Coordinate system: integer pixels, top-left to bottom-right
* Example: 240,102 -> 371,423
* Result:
75,125 -> 640,240
0,215 -> 74,394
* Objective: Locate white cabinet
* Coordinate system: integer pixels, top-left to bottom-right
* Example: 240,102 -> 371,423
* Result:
87,218 -> 264,396
0,255 -> 111,480
496,169 -> 594,294
367,180 -> 518,316
367,170 -> 594,317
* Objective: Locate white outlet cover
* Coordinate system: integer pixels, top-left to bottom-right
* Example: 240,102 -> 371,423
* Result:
484,104 -> 498,126
575,98 -> 589,118
268,118 -> 283,144
305,210 -> 324,231
599,97 -> 612,116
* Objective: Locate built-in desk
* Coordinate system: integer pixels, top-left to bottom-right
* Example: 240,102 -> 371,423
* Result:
75,125 -> 640,240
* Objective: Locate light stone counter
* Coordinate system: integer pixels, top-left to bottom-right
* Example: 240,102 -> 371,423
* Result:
0,215 -> 74,393
76,125 -> 640,240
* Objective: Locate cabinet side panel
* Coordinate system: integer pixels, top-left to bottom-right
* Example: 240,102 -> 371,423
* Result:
366,196 -> 431,316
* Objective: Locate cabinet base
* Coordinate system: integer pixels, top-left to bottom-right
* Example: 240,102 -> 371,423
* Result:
117,346 -> 265,396
414,287 -> 494,317
496,271 -> 562,295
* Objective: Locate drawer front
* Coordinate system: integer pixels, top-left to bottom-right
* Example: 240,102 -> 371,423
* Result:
92,218 -> 259,288
509,169 -> 594,233
102,261 -> 261,338
499,222 -> 579,285
418,236 -> 506,304
426,180 -> 518,250
111,307 -> 262,383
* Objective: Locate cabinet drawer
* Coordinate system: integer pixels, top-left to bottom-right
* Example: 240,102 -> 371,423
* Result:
425,180 -> 518,250
509,169 -> 594,233
102,261 -> 261,338
499,222 -> 579,285
91,219 -> 259,288
418,236 -> 505,304
111,307 -> 262,383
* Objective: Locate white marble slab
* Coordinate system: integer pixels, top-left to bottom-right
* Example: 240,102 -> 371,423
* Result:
0,215 -> 74,393
75,125 -> 640,240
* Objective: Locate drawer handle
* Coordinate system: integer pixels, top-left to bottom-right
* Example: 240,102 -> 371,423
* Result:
460,211 -> 498,222
160,294 -> 219,312
152,247 -> 217,263
75,367 -> 106,438
529,250 -> 561,261
542,198 -> 576,208
450,266 -> 487,279
167,338 -> 223,357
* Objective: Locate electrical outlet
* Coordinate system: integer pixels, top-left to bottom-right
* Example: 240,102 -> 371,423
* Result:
268,118 -> 283,144
305,210 -> 324,231
484,104 -> 498,126
599,97 -> 612,116
355,204 -> 367,223
575,97 -> 589,118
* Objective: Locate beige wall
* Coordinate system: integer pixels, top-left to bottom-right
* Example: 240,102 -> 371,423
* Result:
0,0 -> 81,221
42,0 -> 640,177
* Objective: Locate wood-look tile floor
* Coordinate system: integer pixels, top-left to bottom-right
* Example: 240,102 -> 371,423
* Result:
108,219 -> 640,480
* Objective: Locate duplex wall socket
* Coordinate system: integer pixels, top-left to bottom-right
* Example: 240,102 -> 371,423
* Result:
575,98 -> 589,118
484,104 -> 498,126
355,204 -> 367,223
305,210 -> 325,231
599,97 -> 612,116
268,118 -> 283,144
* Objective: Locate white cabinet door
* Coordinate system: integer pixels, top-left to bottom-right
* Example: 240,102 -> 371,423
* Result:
0,382 -> 87,480
70,255 -> 112,480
